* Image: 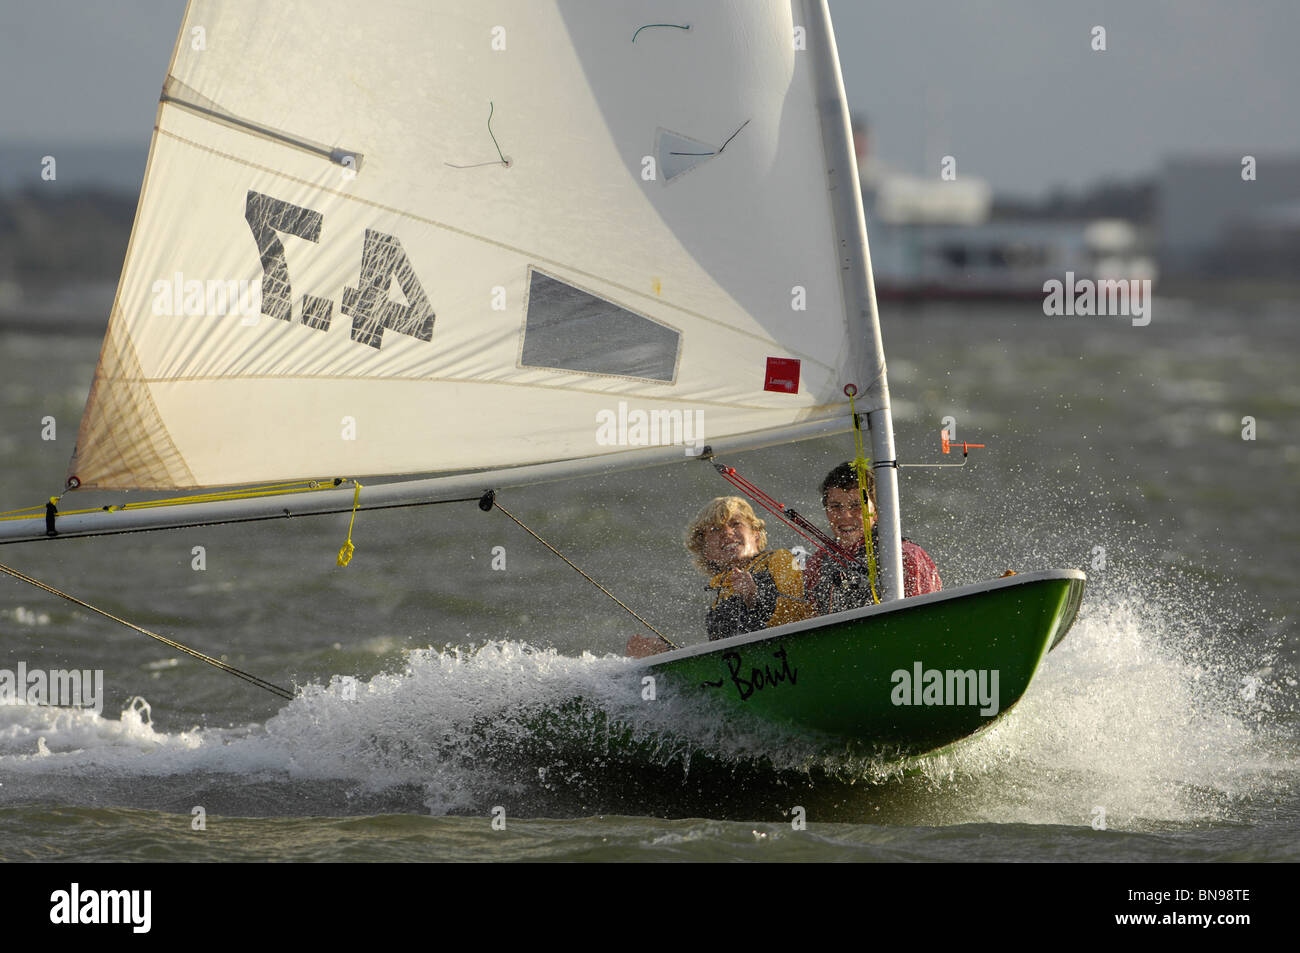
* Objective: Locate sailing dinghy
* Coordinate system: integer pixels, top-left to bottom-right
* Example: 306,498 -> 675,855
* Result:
0,1 -> 1083,759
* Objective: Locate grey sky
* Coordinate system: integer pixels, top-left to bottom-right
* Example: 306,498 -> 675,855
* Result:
2,1 -> 1297,197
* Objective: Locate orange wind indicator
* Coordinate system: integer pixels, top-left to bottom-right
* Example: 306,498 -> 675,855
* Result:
899,430 -> 987,469
941,429 -> 986,456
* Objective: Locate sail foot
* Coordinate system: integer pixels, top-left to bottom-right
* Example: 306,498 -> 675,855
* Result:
67,313 -> 196,490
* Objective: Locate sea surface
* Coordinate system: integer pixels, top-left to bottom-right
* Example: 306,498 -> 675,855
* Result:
0,299 -> 1297,863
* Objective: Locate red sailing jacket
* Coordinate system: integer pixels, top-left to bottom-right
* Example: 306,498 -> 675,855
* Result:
804,535 -> 941,615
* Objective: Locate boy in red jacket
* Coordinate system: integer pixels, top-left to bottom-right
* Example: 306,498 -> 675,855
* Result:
804,462 -> 941,614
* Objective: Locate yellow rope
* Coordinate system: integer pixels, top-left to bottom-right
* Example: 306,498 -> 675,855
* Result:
0,479 -> 349,522
0,496 -> 66,519
337,481 -> 362,566
116,480 -> 336,509
847,390 -> 880,605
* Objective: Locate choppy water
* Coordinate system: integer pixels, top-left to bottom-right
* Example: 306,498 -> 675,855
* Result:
1,298 -> 1297,861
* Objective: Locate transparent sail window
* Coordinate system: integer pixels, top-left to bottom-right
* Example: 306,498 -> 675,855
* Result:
520,270 -> 679,382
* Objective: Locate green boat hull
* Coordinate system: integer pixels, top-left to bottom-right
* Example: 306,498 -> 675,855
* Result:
643,569 -> 1086,757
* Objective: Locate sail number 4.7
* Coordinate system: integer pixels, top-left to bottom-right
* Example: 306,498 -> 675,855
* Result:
243,190 -> 435,349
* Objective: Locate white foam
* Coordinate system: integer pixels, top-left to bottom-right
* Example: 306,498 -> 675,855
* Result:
902,582 -> 1292,828
0,588 -> 1290,825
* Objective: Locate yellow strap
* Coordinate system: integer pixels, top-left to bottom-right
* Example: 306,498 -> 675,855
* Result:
847,390 -> 880,605
0,501 -> 53,519
0,480 -> 345,522
337,481 -> 362,567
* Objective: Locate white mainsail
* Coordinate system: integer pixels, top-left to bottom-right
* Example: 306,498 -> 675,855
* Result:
68,0 -> 881,491
9,1 -> 905,598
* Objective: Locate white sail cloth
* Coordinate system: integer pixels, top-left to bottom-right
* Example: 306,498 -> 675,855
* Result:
70,1 -> 882,490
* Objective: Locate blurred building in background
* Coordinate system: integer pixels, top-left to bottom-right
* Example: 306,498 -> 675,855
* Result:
1160,157 -> 1300,282
4,135 -> 1300,323
854,118 -> 1157,299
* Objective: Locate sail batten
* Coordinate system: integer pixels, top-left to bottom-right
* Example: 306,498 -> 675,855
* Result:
161,78 -> 365,170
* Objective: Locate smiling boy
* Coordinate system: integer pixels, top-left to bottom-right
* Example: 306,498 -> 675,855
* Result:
805,462 -> 941,614
685,496 -> 814,641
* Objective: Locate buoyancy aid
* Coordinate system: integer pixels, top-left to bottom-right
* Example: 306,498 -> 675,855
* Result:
705,549 -> 814,641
